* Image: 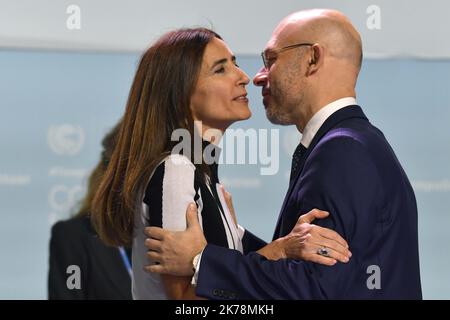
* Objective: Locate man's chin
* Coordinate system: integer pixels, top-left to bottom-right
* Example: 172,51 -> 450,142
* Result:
265,109 -> 289,125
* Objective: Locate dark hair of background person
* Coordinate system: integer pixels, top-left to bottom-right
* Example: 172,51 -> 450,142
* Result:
75,121 -> 121,218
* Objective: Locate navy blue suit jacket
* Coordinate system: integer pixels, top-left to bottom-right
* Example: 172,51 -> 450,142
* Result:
196,105 -> 422,299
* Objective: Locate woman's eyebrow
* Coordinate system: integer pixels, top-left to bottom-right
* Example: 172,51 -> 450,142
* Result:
210,56 -> 236,69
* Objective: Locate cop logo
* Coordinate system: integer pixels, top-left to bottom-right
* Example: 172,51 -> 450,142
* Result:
48,184 -> 84,212
47,124 -> 85,156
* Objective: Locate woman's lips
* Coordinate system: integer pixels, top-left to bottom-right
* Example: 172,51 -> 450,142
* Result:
233,94 -> 248,103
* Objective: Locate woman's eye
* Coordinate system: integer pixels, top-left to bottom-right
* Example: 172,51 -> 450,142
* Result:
234,62 -> 240,68
215,67 -> 225,74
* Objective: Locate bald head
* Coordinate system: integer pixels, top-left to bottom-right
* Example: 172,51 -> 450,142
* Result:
272,9 -> 362,70
255,9 -> 363,129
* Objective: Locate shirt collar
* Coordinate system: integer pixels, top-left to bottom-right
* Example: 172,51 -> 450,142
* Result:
300,97 -> 357,148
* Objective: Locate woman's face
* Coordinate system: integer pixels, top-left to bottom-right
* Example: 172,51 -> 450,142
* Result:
190,37 -> 251,133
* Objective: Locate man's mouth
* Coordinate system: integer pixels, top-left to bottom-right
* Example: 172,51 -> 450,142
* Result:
262,89 -> 271,108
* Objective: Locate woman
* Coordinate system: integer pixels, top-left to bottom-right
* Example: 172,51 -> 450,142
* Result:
48,121 -> 132,300
91,28 -> 348,300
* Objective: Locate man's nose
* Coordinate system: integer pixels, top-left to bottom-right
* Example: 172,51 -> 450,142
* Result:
253,67 -> 268,87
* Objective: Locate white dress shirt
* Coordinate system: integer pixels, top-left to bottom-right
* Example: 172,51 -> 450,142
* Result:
300,97 -> 357,148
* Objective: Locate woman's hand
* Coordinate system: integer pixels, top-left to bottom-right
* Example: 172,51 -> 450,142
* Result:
257,209 -> 352,266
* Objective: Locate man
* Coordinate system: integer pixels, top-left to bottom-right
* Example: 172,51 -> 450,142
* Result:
144,9 -> 422,299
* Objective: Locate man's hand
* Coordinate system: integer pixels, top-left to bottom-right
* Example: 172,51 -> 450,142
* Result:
257,209 -> 352,266
143,203 -> 207,276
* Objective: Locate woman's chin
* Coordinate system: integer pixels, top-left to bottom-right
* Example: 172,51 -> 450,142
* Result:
238,108 -> 252,120
223,110 -> 252,128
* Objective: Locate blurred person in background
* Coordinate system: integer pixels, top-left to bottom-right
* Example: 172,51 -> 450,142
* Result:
48,121 -> 132,300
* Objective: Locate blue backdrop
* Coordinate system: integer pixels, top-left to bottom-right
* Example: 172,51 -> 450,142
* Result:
0,49 -> 449,299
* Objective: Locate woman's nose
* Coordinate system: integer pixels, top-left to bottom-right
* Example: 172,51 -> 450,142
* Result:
237,68 -> 250,86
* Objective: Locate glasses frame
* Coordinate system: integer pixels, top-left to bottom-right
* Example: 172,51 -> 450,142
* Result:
261,42 -> 314,69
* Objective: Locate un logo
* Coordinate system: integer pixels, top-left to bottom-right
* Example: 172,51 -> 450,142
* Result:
47,124 -> 85,156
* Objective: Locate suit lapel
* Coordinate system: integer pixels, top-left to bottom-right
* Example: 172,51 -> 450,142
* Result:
273,105 -> 368,239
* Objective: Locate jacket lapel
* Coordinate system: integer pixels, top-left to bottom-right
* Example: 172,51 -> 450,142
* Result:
272,105 -> 368,239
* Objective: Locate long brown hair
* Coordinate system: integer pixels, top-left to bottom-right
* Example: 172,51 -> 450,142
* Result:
75,121 -> 121,218
91,28 -> 221,247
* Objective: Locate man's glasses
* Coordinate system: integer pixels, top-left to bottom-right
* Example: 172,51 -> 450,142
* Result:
261,42 -> 313,70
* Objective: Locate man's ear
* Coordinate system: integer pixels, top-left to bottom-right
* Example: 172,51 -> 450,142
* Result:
307,44 -> 323,75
